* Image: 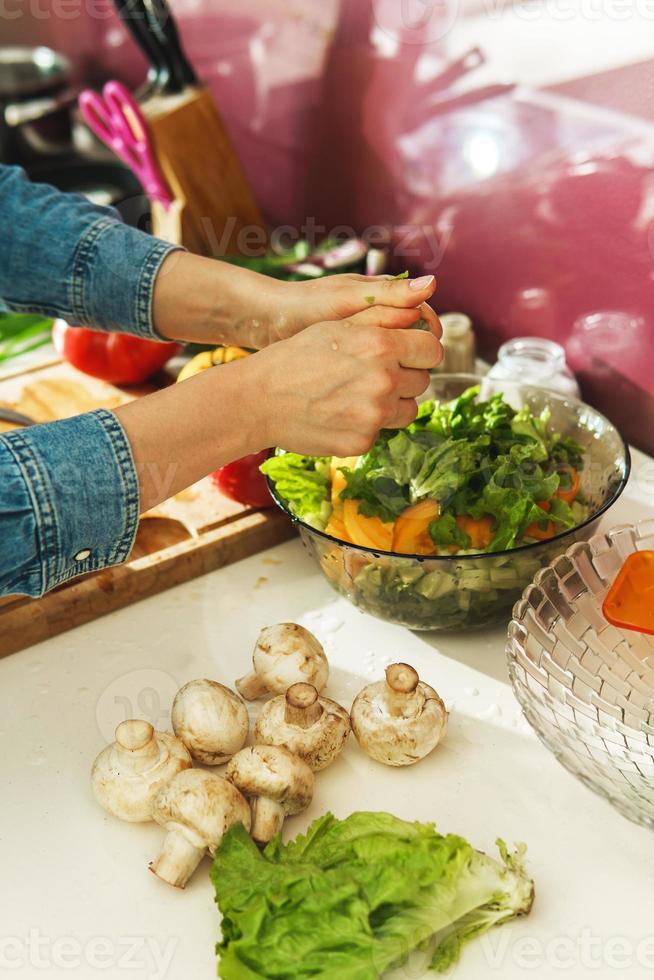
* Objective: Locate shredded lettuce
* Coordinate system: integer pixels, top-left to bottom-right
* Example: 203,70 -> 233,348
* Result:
260,453 -> 331,530
262,387 -> 587,554
211,811 -> 534,979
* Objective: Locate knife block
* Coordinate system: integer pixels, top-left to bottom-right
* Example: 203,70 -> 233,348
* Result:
143,87 -> 267,258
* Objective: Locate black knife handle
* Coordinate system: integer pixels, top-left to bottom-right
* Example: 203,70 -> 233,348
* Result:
113,0 -> 181,94
142,0 -> 199,89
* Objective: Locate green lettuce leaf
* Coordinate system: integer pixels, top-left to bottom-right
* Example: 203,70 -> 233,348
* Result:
211,811 -> 534,979
260,453 -> 331,529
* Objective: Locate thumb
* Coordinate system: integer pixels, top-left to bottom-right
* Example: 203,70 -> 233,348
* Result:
345,273 -> 437,311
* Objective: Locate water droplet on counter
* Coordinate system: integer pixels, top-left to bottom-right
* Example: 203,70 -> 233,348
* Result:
464,687 -> 479,697
320,617 -> 344,634
36,684 -> 49,696
26,750 -> 46,766
478,704 -> 502,721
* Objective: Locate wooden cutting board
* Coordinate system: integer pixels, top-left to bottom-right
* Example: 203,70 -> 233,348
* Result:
0,360 -> 294,657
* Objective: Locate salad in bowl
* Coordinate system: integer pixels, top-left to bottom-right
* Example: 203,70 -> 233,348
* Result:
262,380 -> 629,630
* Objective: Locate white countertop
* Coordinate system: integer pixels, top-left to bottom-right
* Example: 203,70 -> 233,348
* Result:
1,450 -> 654,980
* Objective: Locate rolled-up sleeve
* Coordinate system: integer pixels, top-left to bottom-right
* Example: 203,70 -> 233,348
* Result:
0,165 -> 182,339
0,409 -> 140,597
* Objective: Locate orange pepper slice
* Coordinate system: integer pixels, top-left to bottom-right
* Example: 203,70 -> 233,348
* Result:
343,499 -> 394,551
455,514 -> 495,550
392,500 -> 440,555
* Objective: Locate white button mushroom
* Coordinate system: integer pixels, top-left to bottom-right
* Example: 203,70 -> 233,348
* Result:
91,719 -> 192,823
171,679 -> 248,765
235,623 -> 329,701
350,663 -> 447,767
149,769 -> 251,888
226,744 -> 314,846
254,682 -> 350,771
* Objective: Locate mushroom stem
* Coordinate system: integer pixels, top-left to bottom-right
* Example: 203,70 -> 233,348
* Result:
384,663 -> 421,718
235,672 -> 268,701
115,720 -> 166,773
149,830 -> 205,889
250,797 -> 286,846
284,683 -> 323,729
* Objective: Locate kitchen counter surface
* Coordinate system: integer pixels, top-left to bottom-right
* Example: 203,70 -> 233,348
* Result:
1,450 -> 653,980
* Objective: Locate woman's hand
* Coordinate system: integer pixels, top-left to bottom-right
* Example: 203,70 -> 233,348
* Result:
243,304 -> 443,456
118,300 -> 442,510
261,272 -> 441,345
152,252 -> 441,348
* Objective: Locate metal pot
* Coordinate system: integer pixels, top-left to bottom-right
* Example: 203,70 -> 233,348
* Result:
0,47 -> 77,164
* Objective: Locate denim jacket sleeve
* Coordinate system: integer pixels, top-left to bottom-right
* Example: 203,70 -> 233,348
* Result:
0,410 -> 140,597
0,165 -> 186,597
0,164 -> 182,338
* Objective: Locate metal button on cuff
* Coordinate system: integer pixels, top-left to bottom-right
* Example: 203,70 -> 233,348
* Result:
74,549 -> 91,562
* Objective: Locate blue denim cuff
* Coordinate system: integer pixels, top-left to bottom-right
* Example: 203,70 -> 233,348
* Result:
70,217 -> 183,339
0,408 -> 140,596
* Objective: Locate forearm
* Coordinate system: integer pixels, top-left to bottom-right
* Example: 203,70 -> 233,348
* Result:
152,252 -> 284,349
114,356 -> 267,511
0,165 -> 179,338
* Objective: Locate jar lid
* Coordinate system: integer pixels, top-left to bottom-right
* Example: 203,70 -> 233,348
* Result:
440,313 -> 472,338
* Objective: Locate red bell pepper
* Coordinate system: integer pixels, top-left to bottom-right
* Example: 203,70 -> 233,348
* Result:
52,320 -> 180,385
210,451 -> 274,508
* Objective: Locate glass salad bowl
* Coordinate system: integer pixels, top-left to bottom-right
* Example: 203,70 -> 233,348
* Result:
507,521 -> 654,829
267,378 -> 630,631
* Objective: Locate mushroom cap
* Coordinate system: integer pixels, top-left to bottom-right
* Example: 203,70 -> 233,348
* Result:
91,724 -> 192,822
171,679 -> 249,765
226,745 -> 314,816
253,623 -> 329,695
151,769 -> 251,852
350,677 -> 447,767
254,692 -> 350,771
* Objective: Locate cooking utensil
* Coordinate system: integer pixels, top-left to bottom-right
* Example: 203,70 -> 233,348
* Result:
508,520 -> 654,830
79,80 -> 173,210
0,407 -> 36,427
141,0 -> 197,89
113,0 -> 183,97
132,0 -> 265,256
0,47 -> 75,163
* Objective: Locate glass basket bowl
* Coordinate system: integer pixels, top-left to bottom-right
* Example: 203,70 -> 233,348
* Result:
507,521 -> 654,829
267,377 -> 630,631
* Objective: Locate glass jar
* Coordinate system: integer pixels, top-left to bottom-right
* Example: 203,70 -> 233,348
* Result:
434,312 -> 477,374
487,337 -> 580,398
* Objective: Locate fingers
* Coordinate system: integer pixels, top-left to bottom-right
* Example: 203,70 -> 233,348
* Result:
394,328 -> 443,370
395,367 -> 431,399
336,272 -> 437,313
419,303 -> 442,339
385,398 -> 420,429
346,305 -> 423,330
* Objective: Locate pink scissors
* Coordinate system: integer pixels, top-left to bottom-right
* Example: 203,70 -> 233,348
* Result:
79,80 -> 173,210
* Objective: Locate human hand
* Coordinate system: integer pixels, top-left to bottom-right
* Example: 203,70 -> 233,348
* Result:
263,272 -> 441,345
244,304 -> 443,457
153,252 -> 440,349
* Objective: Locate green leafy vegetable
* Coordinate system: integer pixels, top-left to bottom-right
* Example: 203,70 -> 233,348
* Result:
260,453 -> 331,529
338,387 -> 586,552
0,312 -> 53,364
211,811 -> 534,979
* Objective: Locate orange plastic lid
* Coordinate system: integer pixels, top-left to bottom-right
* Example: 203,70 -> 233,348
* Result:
602,550 -> 654,635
